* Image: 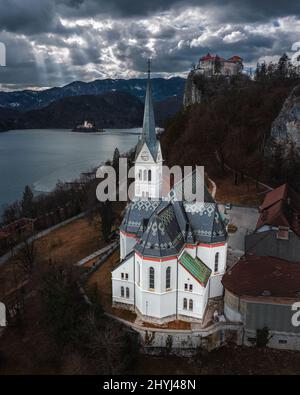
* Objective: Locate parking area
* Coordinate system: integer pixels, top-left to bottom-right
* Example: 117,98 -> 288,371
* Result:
219,204 -> 259,253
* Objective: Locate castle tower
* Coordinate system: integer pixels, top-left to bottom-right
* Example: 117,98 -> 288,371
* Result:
134,60 -> 163,199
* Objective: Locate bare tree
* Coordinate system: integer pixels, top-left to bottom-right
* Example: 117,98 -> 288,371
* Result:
83,313 -> 138,374
14,238 -> 37,276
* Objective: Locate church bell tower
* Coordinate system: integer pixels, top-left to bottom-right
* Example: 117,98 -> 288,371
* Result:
134,60 -> 163,199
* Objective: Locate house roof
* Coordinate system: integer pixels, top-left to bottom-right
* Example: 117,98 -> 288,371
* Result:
200,53 -> 242,63
228,55 -> 243,63
256,184 -> 300,236
260,184 -> 287,211
179,251 -> 211,287
222,254 -> 300,299
256,200 -> 290,229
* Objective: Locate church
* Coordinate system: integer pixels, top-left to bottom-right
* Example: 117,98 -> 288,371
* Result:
111,62 -> 228,324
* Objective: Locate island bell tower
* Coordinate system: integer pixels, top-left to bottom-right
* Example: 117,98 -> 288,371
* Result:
134,59 -> 163,199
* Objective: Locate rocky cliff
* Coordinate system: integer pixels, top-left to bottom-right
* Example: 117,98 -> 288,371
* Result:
183,70 -> 202,106
265,84 -> 300,160
183,69 -> 248,107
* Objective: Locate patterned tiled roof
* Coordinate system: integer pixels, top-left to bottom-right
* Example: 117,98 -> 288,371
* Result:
120,199 -> 161,234
135,203 -> 185,258
121,170 -> 227,257
179,251 -> 211,287
184,202 -> 227,243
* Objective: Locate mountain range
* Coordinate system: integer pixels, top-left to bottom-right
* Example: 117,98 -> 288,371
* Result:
0,77 -> 185,112
0,77 -> 185,132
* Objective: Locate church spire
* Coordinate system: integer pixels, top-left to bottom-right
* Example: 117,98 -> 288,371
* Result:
142,58 -> 156,150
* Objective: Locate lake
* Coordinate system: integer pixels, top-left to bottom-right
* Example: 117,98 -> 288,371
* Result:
0,128 -> 140,210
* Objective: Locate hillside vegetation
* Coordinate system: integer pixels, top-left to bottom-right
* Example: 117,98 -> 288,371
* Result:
162,70 -> 300,189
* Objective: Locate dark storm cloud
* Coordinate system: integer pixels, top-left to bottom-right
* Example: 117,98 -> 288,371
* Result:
0,0 -> 300,90
57,0 -> 300,21
1,0 -> 300,34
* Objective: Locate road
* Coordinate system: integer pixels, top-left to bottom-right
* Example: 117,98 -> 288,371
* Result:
219,204 -> 259,253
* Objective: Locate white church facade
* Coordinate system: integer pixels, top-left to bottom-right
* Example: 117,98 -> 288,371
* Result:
112,63 -> 228,324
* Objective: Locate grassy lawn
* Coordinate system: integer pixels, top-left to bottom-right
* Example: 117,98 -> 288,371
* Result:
0,215 -> 103,299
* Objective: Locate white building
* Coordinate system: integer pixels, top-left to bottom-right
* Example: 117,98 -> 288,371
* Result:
112,63 -> 228,324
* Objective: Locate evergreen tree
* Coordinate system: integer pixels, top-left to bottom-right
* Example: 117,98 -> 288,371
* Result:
112,148 -> 120,172
278,53 -> 290,78
99,201 -> 114,242
214,56 -> 222,74
255,62 -> 261,80
21,185 -> 34,218
112,147 -> 120,183
260,61 -> 267,77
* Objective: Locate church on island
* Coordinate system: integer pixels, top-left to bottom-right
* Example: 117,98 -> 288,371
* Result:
111,63 -> 228,324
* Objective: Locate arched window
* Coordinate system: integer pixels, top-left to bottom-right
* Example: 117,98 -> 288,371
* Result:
166,267 -> 171,290
189,299 -> 193,311
148,169 -> 152,182
214,252 -> 219,273
143,169 -> 147,181
121,286 -> 124,297
126,287 -> 130,298
183,298 -> 187,310
149,267 -> 155,289
138,169 -> 142,180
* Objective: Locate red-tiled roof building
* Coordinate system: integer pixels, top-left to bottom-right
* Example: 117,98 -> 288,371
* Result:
197,53 -> 243,77
245,184 -> 300,262
222,254 -> 300,350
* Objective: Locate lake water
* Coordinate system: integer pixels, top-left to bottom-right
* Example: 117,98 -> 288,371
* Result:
0,128 -> 140,210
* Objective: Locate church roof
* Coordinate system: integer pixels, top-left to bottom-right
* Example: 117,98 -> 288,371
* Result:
120,199 -> 161,234
135,202 -> 185,258
121,171 -> 227,258
184,202 -> 227,243
179,251 -> 211,287
135,60 -> 159,161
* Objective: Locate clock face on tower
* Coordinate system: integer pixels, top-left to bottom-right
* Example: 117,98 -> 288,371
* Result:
141,151 -> 149,161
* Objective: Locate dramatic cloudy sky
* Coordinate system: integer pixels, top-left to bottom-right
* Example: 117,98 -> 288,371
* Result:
0,0 -> 300,90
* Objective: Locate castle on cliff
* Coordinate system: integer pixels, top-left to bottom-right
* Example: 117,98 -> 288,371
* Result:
196,53 -> 243,77
183,53 -> 244,107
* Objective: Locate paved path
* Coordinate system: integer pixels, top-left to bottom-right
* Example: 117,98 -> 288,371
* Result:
75,242 -> 118,266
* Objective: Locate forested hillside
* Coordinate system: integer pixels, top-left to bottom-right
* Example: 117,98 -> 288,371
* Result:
162,59 -> 300,190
